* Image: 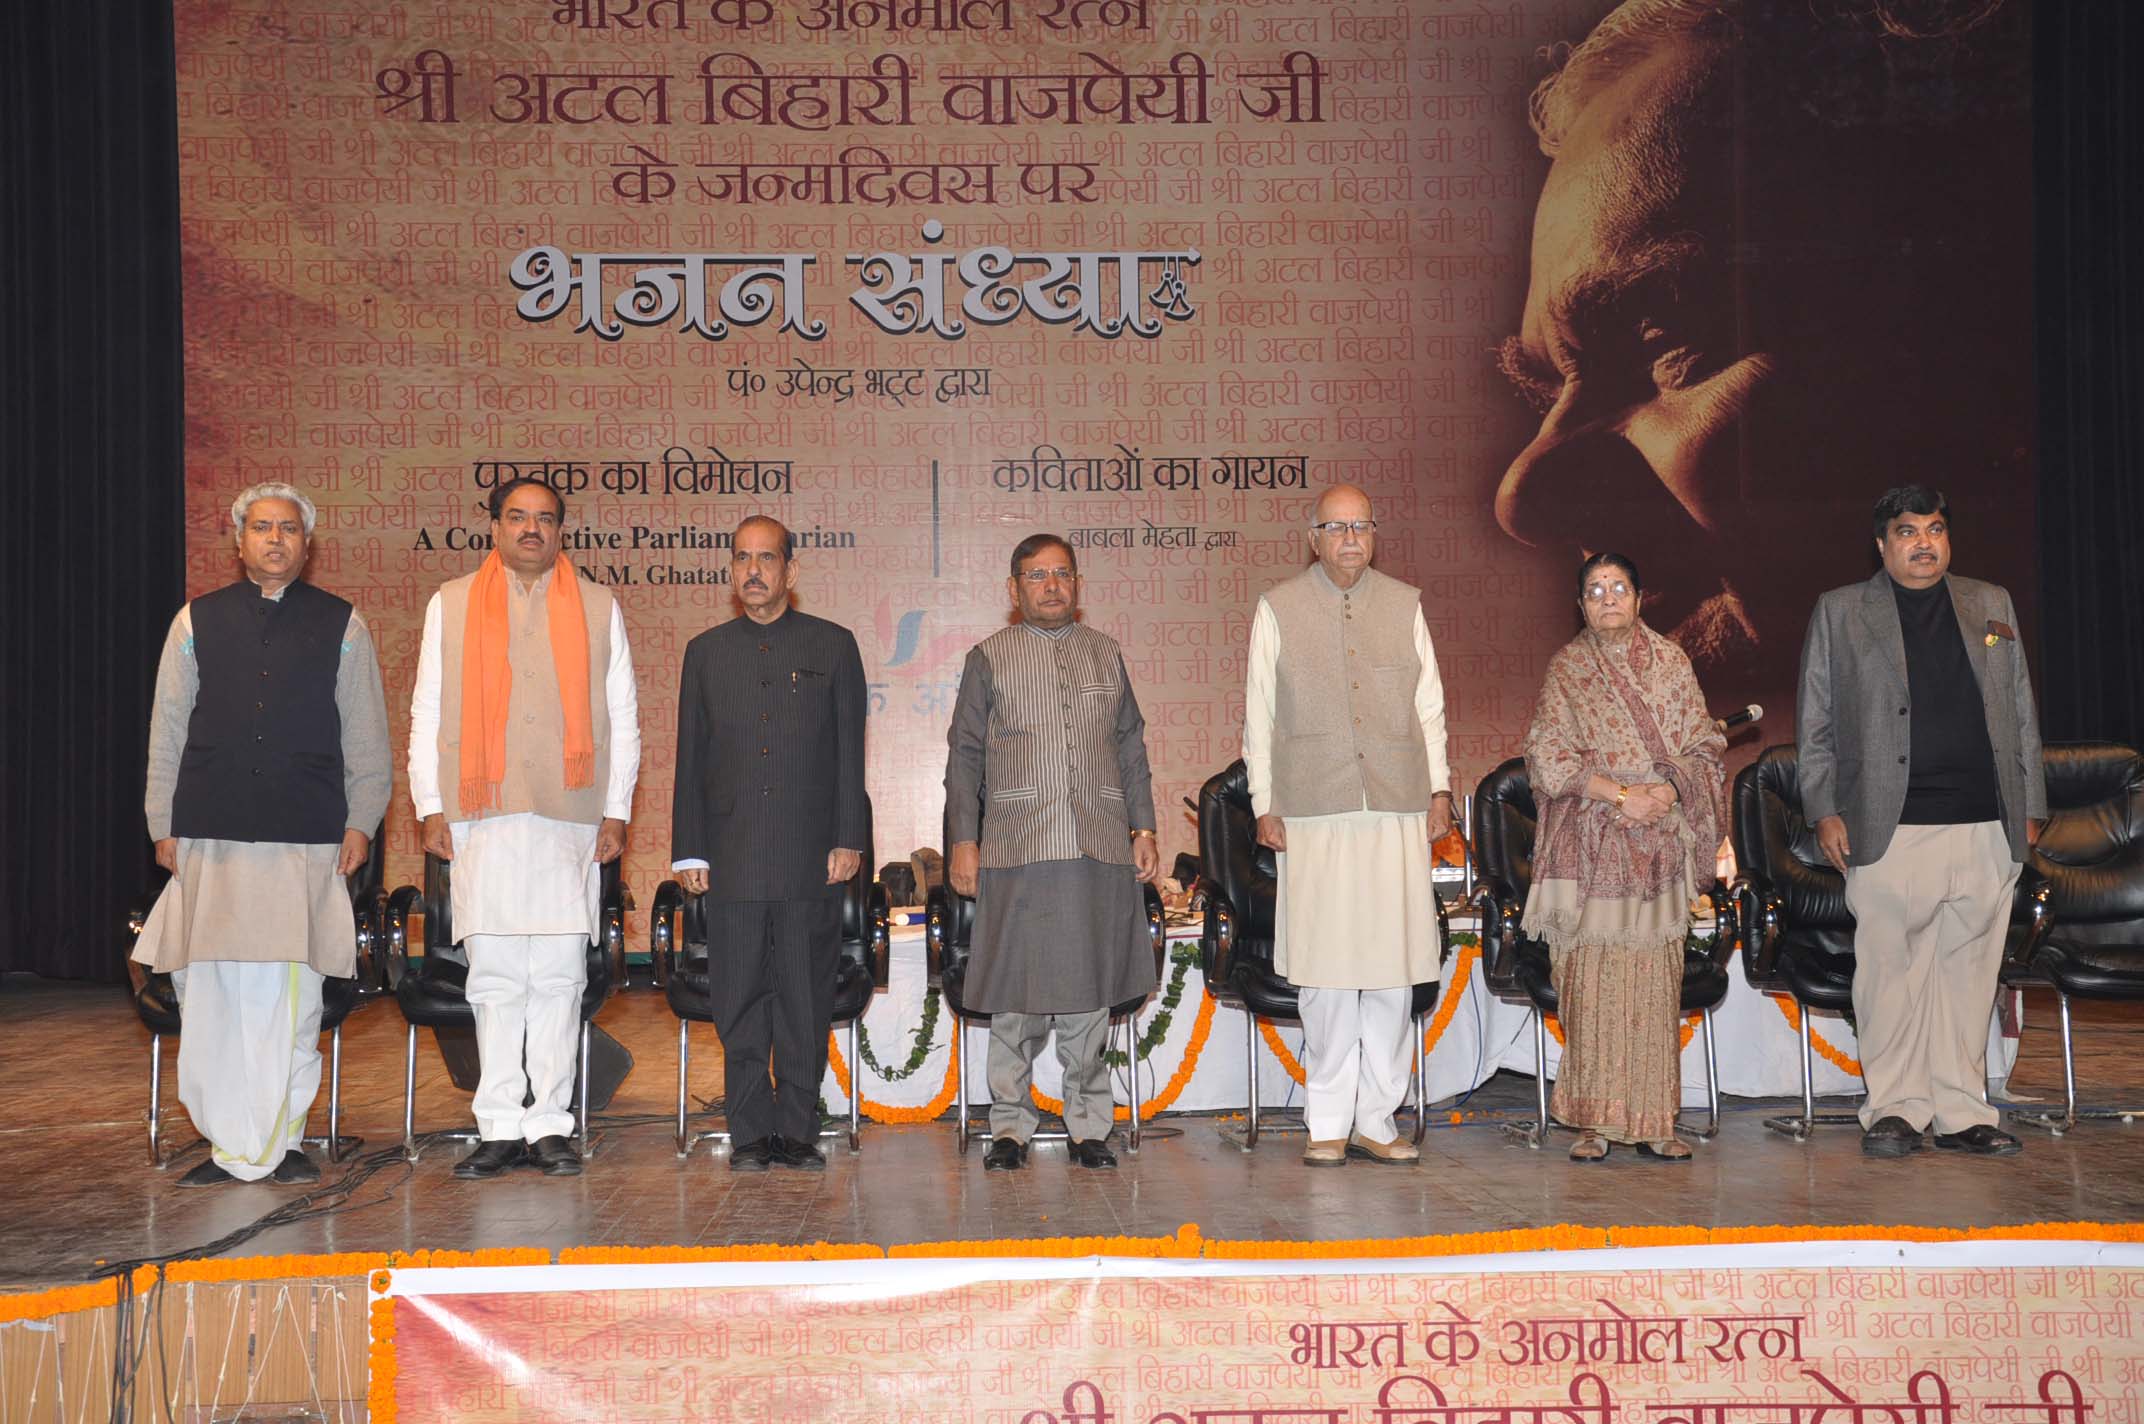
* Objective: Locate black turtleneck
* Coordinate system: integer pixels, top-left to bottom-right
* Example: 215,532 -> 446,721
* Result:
1892,577 -> 2000,825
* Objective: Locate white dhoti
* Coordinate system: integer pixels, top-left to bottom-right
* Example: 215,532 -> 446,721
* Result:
133,838 -> 351,1179
1276,809 -> 1439,1141
172,961 -> 325,1180
450,813 -> 598,1143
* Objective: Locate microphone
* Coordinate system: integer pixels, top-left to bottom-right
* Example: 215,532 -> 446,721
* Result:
1714,704 -> 1762,733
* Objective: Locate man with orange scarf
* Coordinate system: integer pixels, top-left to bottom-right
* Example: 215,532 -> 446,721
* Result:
409,477 -> 642,1179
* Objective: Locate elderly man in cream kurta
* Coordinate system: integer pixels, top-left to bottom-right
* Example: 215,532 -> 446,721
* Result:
1243,485 -> 1453,1167
410,477 -> 640,1180
137,481 -> 392,1187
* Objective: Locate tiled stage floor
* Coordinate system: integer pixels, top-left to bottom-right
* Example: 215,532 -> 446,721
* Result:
2,975 -> 2139,1289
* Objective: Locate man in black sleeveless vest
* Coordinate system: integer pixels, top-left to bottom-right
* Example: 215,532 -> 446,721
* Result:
134,482 -> 392,1186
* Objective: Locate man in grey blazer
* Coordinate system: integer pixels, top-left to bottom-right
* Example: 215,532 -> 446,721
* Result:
1796,485 -> 2044,1159
944,533 -> 1162,1172
672,515 -> 868,1173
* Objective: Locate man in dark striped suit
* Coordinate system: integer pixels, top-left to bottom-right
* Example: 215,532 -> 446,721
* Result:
672,516 -> 869,1172
945,533 -> 1162,1171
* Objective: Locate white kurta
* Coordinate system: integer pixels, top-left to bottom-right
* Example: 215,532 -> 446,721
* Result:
1242,598 -> 1451,990
407,577 -> 641,939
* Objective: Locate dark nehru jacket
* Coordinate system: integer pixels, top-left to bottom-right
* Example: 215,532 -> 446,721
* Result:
1892,577 -> 2001,826
672,607 -> 868,902
171,579 -> 352,844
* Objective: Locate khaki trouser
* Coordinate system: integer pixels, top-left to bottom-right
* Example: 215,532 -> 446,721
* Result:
1843,821 -> 2018,1134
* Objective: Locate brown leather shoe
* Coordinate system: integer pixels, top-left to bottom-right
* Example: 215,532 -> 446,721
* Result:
1346,1132 -> 1419,1165
1302,1139 -> 1347,1167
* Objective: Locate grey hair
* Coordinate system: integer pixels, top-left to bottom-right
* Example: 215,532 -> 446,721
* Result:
1529,0 -> 2008,155
230,482 -> 318,544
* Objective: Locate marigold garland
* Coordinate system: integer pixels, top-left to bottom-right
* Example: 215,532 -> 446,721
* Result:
1203,1225 -> 1615,1260
891,1223 -> 1203,1259
368,1297 -> 398,1424
1258,1015 -> 1308,1083
1773,996 -> 1865,1075
1029,984 -> 1218,1122
828,1026 -> 962,1124
559,1242 -> 884,1264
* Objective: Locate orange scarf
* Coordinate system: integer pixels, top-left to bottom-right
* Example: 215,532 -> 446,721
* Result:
458,550 -> 595,814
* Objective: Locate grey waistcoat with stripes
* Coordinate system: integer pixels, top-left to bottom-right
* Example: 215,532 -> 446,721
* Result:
974,623 -> 1139,870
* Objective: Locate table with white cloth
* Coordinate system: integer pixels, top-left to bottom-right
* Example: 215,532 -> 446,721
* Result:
819,910 -> 2020,1119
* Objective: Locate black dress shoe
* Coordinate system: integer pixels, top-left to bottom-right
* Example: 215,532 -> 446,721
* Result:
271,1150 -> 322,1185
775,1135 -> 827,1171
1933,1124 -> 2023,1157
453,1139 -> 527,1179
730,1137 -> 775,1172
1068,1139 -> 1118,1170
982,1136 -> 1028,1171
528,1135 -> 584,1176
1861,1116 -> 1926,1158
176,1158 -> 235,1188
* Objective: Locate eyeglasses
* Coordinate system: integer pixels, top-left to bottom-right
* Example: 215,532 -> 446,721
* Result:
1018,567 -> 1076,585
1312,520 -> 1377,537
1583,581 -> 1635,601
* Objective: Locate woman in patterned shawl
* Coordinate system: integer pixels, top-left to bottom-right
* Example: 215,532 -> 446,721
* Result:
1521,553 -> 1727,1162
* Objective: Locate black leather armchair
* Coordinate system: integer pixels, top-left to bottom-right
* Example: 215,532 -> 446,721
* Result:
2000,742 -> 2144,1134
648,802 -> 890,1157
924,830 -> 1167,1153
1196,760 -> 1445,1150
1473,758 -> 1733,1149
381,854 -> 624,1161
1728,745 -> 1866,1139
125,823 -> 388,1167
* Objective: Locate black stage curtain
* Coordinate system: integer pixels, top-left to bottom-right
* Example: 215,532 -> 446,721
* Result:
0,3 -> 184,980
0,3 -> 2139,980
2035,1 -> 2144,746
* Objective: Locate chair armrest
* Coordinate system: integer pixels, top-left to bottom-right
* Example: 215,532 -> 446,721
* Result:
1202,892 -> 1237,988
649,879 -> 685,988
1143,882 -> 1167,980
868,882 -> 891,990
1477,888 -> 1526,993
382,885 -> 425,990
923,885 -> 950,987
1700,881 -> 1737,972
2004,867 -> 2054,976
352,888 -> 391,993
124,896 -> 154,993
1731,873 -> 1786,984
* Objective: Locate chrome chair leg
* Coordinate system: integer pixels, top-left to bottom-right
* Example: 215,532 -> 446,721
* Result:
847,1018 -> 862,1152
2059,993 -> 2079,1133
148,1033 -> 165,1168
1680,1009 -> 1722,1142
955,1017 -> 971,1153
317,1025 -> 362,1161
402,1023 -> 420,1161
676,1019 -> 691,1157
576,1020 -> 599,1159
1125,1015 -> 1144,1154
1243,1013 -> 1260,1149
1502,1010 -> 1549,1148
1411,1013 -> 1429,1146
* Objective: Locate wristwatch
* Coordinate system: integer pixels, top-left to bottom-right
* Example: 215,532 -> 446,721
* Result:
1614,785 -> 1629,808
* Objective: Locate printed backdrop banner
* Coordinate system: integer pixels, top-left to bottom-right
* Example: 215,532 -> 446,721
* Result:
174,0 -> 2037,904
380,1245 -> 2141,1423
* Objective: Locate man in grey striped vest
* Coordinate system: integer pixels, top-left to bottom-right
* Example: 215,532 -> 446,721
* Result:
945,534 -> 1163,1171
1243,484 -> 1453,1167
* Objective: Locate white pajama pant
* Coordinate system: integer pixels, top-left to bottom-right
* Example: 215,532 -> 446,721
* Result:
1297,985 -> 1414,1142
174,961 -> 324,1181
463,933 -> 587,1143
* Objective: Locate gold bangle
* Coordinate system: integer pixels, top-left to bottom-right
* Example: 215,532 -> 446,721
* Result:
1130,828 -> 1156,839
1614,785 -> 1628,808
